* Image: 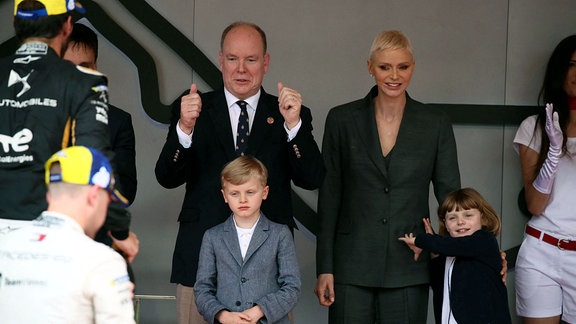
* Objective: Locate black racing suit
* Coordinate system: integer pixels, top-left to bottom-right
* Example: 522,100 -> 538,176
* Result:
0,42 -> 130,239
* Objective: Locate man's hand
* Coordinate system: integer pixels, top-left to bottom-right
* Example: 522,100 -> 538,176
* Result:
277,82 -> 301,130
314,273 -> 335,306
110,231 -> 139,263
179,83 -> 202,134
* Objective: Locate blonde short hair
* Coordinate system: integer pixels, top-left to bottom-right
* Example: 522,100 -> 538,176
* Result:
369,30 -> 413,61
221,156 -> 268,188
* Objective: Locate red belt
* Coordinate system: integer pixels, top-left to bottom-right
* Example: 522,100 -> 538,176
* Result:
526,225 -> 576,251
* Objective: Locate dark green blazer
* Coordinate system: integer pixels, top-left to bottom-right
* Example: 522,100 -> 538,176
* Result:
316,86 -> 461,287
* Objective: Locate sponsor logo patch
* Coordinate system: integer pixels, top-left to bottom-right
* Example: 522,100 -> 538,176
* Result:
15,43 -> 48,55
8,70 -> 33,97
13,55 -> 41,65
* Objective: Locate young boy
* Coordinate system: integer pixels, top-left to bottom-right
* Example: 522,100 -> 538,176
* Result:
194,156 -> 301,324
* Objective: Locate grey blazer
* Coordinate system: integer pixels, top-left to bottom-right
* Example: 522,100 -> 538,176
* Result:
317,87 -> 461,288
194,214 -> 301,324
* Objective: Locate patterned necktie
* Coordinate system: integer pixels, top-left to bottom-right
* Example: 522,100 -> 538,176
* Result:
236,100 -> 249,156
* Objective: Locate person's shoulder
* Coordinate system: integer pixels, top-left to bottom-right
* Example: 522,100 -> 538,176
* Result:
109,105 -> 131,118
474,228 -> 495,237
0,225 -> 29,245
519,114 -> 538,129
195,88 -> 225,111
0,54 -> 13,66
472,229 -> 499,245
261,215 -> 291,234
406,96 -> 446,116
330,86 -> 379,113
80,237 -> 126,263
52,63 -> 108,95
258,88 -> 281,105
199,88 -> 223,101
205,217 -> 230,235
326,97 -> 367,121
335,97 -> 365,109
72,65 -> 107,81
47,227 -> 122,263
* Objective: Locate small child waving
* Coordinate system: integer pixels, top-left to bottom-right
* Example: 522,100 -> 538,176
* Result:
194,156 -> 300,324
399,187 -> 511,324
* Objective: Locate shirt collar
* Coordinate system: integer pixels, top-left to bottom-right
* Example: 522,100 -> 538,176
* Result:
233,215 -> 260,235
224,87 -> 260,111
36,211 -> 83,233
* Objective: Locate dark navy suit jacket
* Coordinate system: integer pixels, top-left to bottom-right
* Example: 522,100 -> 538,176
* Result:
417,230 -> 512,324
155,87 -> 324,286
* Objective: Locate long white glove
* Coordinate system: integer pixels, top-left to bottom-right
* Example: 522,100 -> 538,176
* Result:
533,103 -> 563,194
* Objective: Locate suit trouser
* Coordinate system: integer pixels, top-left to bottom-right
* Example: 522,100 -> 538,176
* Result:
329,283 -> 429,324
177,284 -> 208,324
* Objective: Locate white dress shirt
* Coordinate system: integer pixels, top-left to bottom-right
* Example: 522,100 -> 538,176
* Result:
233,215 -> 260,259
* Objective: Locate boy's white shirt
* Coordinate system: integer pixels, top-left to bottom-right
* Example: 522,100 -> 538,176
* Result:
233,215 -> 260,259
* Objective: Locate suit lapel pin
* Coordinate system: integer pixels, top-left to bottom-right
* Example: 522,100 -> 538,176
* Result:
267,117 -> 274,124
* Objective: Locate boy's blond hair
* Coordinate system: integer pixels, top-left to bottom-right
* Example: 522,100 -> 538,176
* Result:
437,187 -> 501,237
221,155 -> 268,188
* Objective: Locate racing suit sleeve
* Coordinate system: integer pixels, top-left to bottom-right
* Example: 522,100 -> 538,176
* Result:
68,68 -> 131,239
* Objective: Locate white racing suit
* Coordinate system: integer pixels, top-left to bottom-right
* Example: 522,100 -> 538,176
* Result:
0,212 -> 135,323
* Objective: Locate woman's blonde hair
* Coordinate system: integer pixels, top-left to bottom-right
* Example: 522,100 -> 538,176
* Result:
437,187 -> 501,237
369,30 -> 413,61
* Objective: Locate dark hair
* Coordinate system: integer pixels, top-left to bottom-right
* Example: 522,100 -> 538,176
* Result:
66,23 -> 98,61
437,188 -> 501,237
533,35 -> 576,170
13,0 -> 70,42
220,21 -> 267,54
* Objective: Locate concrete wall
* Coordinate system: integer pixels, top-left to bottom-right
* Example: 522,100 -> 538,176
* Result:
2,0 -> 576,322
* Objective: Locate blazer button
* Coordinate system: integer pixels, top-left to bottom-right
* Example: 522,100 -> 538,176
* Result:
235,301 -> 241,306
241,277 -> 247,283
381,218 -> 388,224
384,187 -> 389,193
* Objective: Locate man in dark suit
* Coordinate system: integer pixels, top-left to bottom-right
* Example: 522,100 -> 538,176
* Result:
63,22 -> 139,268
155,21 -> 325,324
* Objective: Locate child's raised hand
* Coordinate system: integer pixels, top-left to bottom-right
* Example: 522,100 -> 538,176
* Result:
422,217 -> 440,259
423,218 -> 434,234
398,233 -> 424,261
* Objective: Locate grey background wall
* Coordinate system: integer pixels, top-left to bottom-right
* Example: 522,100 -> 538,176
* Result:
2,0 -> 576,323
